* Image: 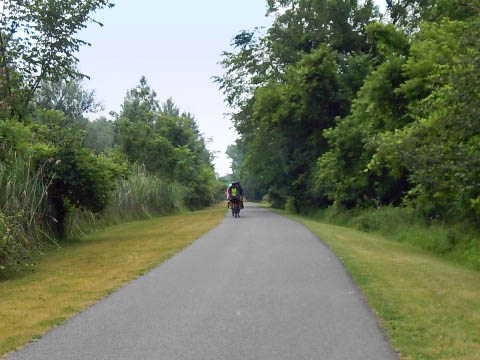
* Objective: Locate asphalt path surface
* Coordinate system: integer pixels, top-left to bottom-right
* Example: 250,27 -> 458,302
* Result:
8,203 -> 397,360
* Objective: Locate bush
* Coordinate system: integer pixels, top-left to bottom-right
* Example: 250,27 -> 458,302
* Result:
0,210 -> 34,272
66,164 -> 186,237
214,179 -> 228,203
262,194 -> 271,203
285,196 -> 299,214
0,156 -> 58,273
269,191 -> 285,209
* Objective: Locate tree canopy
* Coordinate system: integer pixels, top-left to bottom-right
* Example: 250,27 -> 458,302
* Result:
220,0 -> 480,222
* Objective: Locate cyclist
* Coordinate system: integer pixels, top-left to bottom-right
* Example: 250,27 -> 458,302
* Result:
227,181 -> 244,209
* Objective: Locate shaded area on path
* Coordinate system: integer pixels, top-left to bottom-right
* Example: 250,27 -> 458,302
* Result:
8,203 -> 397,360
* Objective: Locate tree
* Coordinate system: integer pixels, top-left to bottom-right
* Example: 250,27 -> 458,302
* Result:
316,56 -> 411,208
385,0 -> 431,28
215,0 -> 378,127
162,98 -> 180,117
314,23 -> 411,208
243,46 -> 344,206
44,145 -> 122,237
385,0 -> 479,30
120,76 -> 160,125
85,117 -> 115,154
266,0 -> 378,63
36,78 -> 103,120
116,78 -> 218,207
23,109 -> 124,238
226,142 -> 244,181
116,117 -> 176,175
373,19 -> 480,220
215,0 -> 381,206
0,0 -> 114,115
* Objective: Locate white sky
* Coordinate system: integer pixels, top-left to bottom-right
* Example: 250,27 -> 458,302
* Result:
78,0 -> 385,177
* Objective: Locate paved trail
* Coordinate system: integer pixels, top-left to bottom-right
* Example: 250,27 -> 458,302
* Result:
8,204 -> 397,360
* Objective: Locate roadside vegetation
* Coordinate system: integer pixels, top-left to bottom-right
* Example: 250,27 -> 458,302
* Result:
219,0 -> 480,269
304,206 -> 480,271
0,1 -> 225,273
280,211 -> 480,360
0,204 -> 226,357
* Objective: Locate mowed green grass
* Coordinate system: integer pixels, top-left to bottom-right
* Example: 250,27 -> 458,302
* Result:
0,204 -> 226,357
286,214 -> 480,360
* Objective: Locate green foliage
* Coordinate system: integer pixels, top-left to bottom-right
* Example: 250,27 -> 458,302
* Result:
428,0 -> 479,22
0,0 -> 114,113
0,118 -> 37,162
36,78 -> 103,121
224,140 -> 266,201
373,19 -> 480,220
213,178 -> 228,202
216,1 -> 386,207
0,210 -> 32,273
0,1 -> 223,273
268,191 -> 286,209
225,142 -> 244,181
173,146 -> 216,208
0,150 -> 57,273
116,77 -> 218,208
266,0 -> 379,62
1,110 -> 126,241
32,109 -> 86,145
385,0 -> 478,30
45,147 -> 124,236
116,116 -> 176,174
285,196 -> 299,214
385,0 -> 431,29
214,28 -> 279,114
365,23 -> 410,61
120,76 -> 160,125
315,53 -> 411,208
85,117 -> 115,154
67,164 -> 186,237
244,46 -> 345,204
23,109 -> 126,237
308,205 -> 480,270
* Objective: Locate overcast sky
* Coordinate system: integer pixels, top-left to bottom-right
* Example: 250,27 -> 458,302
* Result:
78,1 -> 385,177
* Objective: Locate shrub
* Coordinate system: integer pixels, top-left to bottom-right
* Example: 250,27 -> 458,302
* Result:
269,191 -> 285,209
285,196 -> 299,214
40,146 -> 125,238
0,210 -> 33,272
0,156 -> 57,273
66,164 -> 185,237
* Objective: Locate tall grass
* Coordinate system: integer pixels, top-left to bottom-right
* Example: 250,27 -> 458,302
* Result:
305,206 -> 480,270
0,156 -> 57,272
67,164 -> 186,238
1,159 -> 186,272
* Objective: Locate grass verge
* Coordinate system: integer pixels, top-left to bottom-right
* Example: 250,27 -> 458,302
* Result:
0,204 -> 226,357
305,206 -> 480,270
279,211 -> 480,360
